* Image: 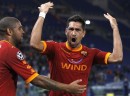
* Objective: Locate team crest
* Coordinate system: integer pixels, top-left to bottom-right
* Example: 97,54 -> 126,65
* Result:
17,51 -> 24,60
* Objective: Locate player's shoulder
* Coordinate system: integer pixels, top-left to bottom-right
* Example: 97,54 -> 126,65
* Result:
45,40 -> 58,44
0,40 -> 20,53
46,40 -> 63,45
46,40 -> 56,43
45,40 -> 66,49
0,40 -> 12,50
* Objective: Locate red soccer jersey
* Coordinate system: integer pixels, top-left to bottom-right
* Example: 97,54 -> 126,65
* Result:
41,41 -> 111,96
0,40 -> 39,96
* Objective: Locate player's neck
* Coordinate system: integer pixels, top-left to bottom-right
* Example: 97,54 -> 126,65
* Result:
68,43 -> 81,49
5,37 -> 16,47
70,43 -> 81,49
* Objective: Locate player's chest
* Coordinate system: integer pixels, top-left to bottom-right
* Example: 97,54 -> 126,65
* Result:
54,49 -> 94,72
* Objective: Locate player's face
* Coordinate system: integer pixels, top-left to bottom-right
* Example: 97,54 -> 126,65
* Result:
11,22 -> 24,45
65,21 -> 85,48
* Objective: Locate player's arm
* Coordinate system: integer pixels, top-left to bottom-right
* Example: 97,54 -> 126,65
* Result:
31,75 -> 86,94
104,13 -> 123,64
30,2 -> 53,52
7,48 -> 86,94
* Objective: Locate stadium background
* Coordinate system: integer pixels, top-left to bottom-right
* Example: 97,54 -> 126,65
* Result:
0,0 -> 130,96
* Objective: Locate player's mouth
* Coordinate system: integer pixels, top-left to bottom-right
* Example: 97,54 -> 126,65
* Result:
71,38 -> 76,42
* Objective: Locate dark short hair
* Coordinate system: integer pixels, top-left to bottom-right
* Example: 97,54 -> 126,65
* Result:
0,17 -> 19,35
66,15 -> 85,30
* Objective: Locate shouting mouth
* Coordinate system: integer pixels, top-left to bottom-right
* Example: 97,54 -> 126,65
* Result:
72,38 -> 76,42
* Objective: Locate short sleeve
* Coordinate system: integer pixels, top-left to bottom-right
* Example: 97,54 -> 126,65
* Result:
93,48 -> 111,64
41,40 -> 57,56
6,47 -> 39,83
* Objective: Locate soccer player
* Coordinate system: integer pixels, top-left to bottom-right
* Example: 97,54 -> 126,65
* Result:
0,17 -> 87,96
30,2 -> 123,96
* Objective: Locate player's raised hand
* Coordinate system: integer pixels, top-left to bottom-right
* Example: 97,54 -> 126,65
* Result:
38,2 -> 54,13
67,79 -> 86,94
104,13 -> 118,29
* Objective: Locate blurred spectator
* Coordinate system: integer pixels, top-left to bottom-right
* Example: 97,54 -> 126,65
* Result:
123,77 -> 129,96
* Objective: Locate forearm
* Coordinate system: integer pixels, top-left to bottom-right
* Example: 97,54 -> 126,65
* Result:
30,2 -> 53,51
108,26 -> 123,63
30,17 -> 44,51
31,75 -> 68,91
113,26 -> 123,55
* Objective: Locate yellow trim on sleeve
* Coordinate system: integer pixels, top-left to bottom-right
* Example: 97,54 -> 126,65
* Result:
105,52 -> 111,64
25,73 -> 39,84
41,41 -> 47,53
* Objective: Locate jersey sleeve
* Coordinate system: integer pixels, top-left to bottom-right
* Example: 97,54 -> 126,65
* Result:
40,41 -> 57,56
6,47 -> 39,84
93,48 -> 111,64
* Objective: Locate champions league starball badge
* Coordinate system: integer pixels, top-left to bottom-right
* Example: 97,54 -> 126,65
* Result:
17,51 -> 24,60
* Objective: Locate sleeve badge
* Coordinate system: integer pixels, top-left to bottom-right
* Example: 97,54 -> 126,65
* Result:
17,51 -> 24,60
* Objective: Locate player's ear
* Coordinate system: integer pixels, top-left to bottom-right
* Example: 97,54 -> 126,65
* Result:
82,30 -> 86,38
6,28 -> 12,36
65,28 -> 67,35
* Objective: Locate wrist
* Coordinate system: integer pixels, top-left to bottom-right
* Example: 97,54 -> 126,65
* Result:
64,85 -> 69,93
39,12 -> 46,18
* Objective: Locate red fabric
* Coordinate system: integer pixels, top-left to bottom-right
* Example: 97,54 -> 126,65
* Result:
0,41 -> 37,96
42,41 -> 109,96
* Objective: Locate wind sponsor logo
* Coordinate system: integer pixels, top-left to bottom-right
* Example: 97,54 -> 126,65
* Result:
61,62 -> 87,71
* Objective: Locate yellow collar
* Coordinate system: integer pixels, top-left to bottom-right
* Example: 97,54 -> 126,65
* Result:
65,42 -> 82,52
